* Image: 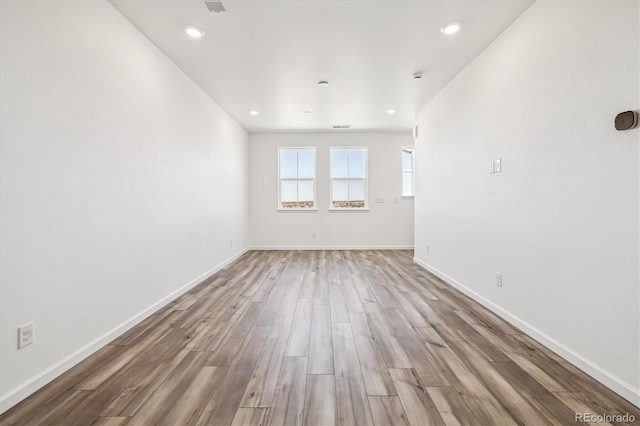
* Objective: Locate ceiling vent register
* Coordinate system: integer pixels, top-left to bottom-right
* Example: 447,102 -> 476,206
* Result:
204,1 -> 226,13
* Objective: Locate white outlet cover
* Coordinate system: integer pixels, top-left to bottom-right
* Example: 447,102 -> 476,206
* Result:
18,322 -> 34,349
495,159 -> 502,172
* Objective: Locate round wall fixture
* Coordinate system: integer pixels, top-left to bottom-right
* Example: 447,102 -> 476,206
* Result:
615,111 -> 638,131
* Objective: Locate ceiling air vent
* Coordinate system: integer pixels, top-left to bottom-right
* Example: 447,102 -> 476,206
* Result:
332,125 -> 351,129
204,1 -> 226,12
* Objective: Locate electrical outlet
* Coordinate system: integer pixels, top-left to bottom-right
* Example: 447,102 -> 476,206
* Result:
496,272 -> 503,287
489,159 -> 502,174
18,323 -> 34,349
311,232 -> 317,238
426,244 -> 430,254
230,240 -> 233,248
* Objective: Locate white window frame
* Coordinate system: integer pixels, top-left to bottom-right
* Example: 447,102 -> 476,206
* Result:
329,147 -> 369,210
402,146 -> 415,197
277,147 -> 317,210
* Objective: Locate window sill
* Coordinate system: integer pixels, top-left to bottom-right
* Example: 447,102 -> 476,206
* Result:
276,208 -> 319,212
328,208 -> 370,212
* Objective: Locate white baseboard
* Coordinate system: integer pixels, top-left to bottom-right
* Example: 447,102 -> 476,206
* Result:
249,245 -> 414,250
0,247 -> 250,415
413,257 -> 640,407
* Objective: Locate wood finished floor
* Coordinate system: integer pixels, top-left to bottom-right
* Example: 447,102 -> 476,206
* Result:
1,250 -> 638,426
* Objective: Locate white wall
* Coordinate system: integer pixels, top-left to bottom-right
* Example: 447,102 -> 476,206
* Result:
0,0 -> 249,412
250,133 -> 414,249
414,0 -> 639,404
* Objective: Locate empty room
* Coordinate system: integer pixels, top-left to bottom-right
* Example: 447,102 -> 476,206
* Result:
0,0 -> 638,425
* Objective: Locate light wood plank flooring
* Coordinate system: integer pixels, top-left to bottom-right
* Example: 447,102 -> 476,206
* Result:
1,250 -> 638,425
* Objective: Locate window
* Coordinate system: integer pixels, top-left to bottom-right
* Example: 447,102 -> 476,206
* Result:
402,147 -> 415,197
279,147 -> 316,209
330,147 -> 367,209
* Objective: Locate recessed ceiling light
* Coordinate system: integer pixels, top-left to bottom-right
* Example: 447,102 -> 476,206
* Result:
441,21 -> 461,35
249,110 -> 260,116
386,108 -> 397,115
318,81 -> 329,87
303,111 -> 311,114
184,25 -> 205,38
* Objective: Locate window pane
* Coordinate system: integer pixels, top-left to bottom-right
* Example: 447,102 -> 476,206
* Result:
298,180 -> 314,205
348,179 -> 365,202
332,179 -> 348,202
281,180 -> 297,203
402,149 -> 414,173
298,149 -> 315,179
403,172 -> 413,196
331,149 -> 348,178
280,149 -> 298,178
348,149 -> 366,178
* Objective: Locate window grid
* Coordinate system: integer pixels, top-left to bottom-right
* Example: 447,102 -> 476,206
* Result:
402,147 -> 415,197
330,147 -> 368,209
278,148 -> 316,209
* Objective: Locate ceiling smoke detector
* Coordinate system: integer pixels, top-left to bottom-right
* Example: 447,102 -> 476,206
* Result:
204,1 -> 226,13
413,72 -> 424,80
318,81 -> 329,87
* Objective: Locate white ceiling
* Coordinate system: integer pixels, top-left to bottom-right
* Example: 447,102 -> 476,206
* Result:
110,0 -> 534,132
